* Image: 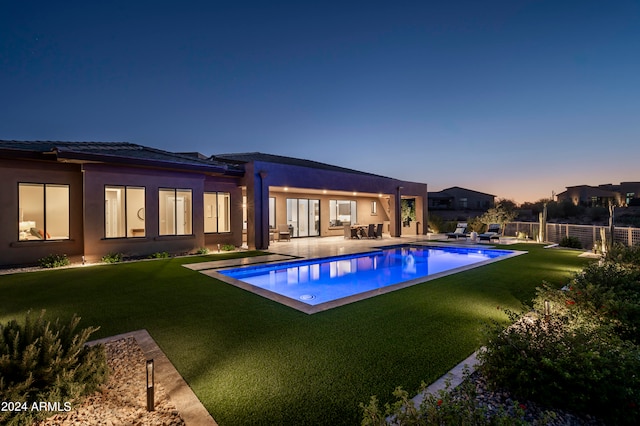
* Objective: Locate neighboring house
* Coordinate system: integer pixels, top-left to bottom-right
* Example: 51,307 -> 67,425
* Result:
555,183 -> 640,207
0,141 -> 428,267
428,186 -> 495,211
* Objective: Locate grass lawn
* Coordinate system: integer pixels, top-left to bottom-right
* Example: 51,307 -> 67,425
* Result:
0,245 -> 592,425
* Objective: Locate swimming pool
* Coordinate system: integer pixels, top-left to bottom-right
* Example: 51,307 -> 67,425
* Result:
214,244 -> 522,314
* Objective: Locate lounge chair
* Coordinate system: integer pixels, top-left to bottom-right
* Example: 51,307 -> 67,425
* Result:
446,223 -> 468,239
277,224 -> 291,241
478,224 -> 501,242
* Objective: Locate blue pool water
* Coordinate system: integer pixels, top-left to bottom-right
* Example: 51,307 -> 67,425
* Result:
219,245 -> 515,307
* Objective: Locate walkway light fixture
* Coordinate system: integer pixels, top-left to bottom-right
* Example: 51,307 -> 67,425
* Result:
544,300 -> 550,321
146,359 -> 155,411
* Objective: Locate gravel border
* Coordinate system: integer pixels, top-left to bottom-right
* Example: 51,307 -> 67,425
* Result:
36,337 -> 184,426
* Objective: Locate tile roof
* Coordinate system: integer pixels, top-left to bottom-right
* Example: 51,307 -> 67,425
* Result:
0,140 -> 242,174
213,152 -> 391,178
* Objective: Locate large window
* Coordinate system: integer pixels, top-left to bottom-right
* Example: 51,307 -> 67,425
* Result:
105,186 -> 145,238
204,192 -> 231,233
329,200 -> 356,226
18,183 -> 69,241
159,188 -> 192,235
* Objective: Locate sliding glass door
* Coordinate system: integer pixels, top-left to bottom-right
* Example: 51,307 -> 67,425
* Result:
286,198 -> 320,237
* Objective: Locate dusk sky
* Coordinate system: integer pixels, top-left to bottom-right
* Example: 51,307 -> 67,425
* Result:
2,0 -> 639,204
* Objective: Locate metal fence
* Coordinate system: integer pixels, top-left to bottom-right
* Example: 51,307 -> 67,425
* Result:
504,222 -> 640,249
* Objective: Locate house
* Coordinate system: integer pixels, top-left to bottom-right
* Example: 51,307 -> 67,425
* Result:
555,183 -> 640,207
0,141 -> 428,267
428,187 -> 495,211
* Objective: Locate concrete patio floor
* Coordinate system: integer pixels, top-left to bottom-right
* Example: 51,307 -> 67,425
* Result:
260,233 -> 516,260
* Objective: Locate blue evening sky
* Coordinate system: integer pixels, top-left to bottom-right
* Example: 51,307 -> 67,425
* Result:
2,0 -> 639,203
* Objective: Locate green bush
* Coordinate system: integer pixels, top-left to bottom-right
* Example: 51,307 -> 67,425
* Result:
148,251 -> 170,259
427,214 -> 444,233
559,236 -> 582,249
196,247 -> 209,255
565,262 -> 640,343
479,309 -> 640,424
0,311 -> 109,425
101,252 -> 124,263
221,244 -> 235,251
466,217 -> 485,233
361,367 -> 553,425
607,243 -> 640,269
38,254 -> 71,268
480,254 -> 640,425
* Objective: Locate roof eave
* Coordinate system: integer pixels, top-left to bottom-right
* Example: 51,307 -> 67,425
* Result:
53,150 -> 242,176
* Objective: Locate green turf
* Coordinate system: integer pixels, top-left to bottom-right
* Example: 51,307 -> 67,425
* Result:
0,245 -> 592,425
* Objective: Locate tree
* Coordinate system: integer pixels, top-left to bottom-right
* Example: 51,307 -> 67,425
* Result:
479,198 -> 517,231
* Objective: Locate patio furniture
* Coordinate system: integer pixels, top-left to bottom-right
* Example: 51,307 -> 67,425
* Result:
374,223 -> 383,239
446,223 -> 468,239
366,224 -> 376,239
277,224 -> 291,241
479,224 -> 501,242
344,224 -> 352,239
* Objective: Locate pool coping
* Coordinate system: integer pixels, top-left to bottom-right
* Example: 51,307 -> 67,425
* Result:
193,244 -> 527,315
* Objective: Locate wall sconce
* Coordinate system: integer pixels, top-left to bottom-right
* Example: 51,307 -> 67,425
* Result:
146,359 -> 155,411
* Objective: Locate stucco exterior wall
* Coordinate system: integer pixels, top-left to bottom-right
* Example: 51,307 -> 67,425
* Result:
242,160 -> 428,248
0,158 -> 84,266
0,158 -> 243,267
82,164 -> 243,262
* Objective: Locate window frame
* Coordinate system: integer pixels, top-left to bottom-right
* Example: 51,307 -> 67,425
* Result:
159,187 -> 193,236
17,182 -> 70,241
104,185 -> 146,239
329,199 -> 357,226
204,191 -> 231,234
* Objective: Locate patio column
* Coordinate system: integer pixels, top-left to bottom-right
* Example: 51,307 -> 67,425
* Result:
245,165 -> 269,250
392,186 -> 403,237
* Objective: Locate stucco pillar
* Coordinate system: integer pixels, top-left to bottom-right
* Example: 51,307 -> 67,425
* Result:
392,186 -> 403,237
256,171 -> 269,249
245,167 -> 269,250
418,186 -> 428,235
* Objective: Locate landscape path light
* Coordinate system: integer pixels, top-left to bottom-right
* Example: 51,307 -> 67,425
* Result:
146,359 -> 154,411
544,300 -> 550,321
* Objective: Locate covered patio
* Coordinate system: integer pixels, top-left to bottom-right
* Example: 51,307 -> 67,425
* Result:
212,152 -> 429,250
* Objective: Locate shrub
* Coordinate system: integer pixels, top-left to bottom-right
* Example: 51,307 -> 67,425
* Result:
566,262 -> 640,343
427,214 -> 444,233
479,308 -> 640,424
559,236 -> 582,249
606,243 -> 640,269
221,244 -> 235,251
101,252 -> 124,263
196,247 -> 209,255
0,311 -> 109,425
466,216 -> 485,233
360,367 -> 554,425
38,254 -> 70,268
148,251 -> 170,259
